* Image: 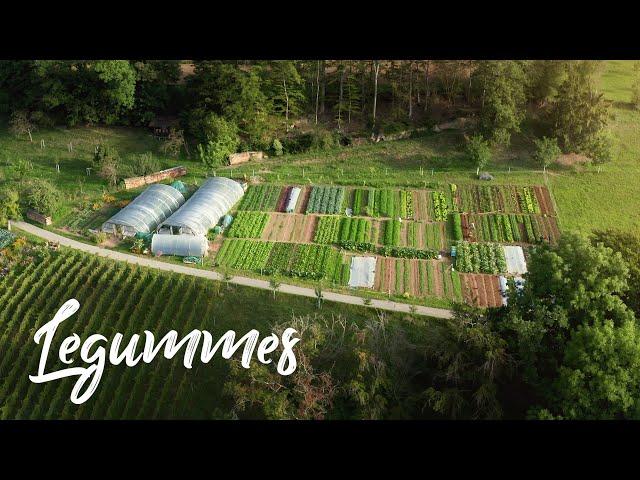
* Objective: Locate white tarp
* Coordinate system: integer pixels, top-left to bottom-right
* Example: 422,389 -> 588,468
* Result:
503,246 -> 527,275
285,187 -> 301,213
348,256 -> 377,288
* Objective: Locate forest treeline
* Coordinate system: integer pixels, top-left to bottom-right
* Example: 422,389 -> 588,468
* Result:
0,60 -> 631,166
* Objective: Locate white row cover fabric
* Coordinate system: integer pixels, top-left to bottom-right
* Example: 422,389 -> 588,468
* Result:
151,234 -> 208,257
157,177 -> 244,236
503,246 -> 527,275
285,187 -> 301,213
102,184 -> 185,237
348,256 -> 377,288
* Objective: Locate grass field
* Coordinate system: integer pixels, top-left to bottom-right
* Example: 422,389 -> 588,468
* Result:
1,61 -> 637,236
547,60 -> 640,234
0,245 -> 418,419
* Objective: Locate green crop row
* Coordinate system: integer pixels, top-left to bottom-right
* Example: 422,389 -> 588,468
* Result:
238,184 -> 282,211
383,219 -> 402,246
379,245 -> 438,259
451,213 -> 463,241
375,189 -> 396,217
226,211 -> 269,238
432,191 -> 448,221
290,244 -> 344,280
455,241 -> 507,274
306,186 -> 346,214
339,217 -> 372,244
215,239 -> 274,271
425,223 -> 442,250
352,189 -> 366,216
520,187 -> 540,214
471,214 -> 547,244
217,239 -> 348,285
313,216 -> 342,244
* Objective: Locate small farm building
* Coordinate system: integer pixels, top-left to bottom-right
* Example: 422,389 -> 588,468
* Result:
102,184 -> 185,237
157,177 -> 244,236
151,234 -> 208,257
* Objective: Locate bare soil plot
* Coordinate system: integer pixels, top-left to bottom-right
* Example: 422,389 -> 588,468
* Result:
538,215 -> 560,244
296,186 -> 312,214
460,273 -> 503,308
534,186 -> 556,216
412,190 -> 431,221
261,213 -> 317,243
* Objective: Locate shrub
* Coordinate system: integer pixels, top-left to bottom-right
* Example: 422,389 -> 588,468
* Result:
272,138 -> 284,156
23,178 -> 62,216
195,114 -> 240,167
533,136 -> 562,168
466,134 -> 492,174
130,152 -> 160,176
0,188 -> 21,226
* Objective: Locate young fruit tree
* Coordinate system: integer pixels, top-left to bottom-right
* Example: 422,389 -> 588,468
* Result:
9,110 -> 36,142
533,136 -> 562,170
466,134 -> 492,176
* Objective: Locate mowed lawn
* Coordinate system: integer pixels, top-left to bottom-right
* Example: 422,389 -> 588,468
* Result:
548,60 -> 640,235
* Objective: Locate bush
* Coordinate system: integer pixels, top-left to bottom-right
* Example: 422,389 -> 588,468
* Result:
271,138 -> 284,156
533,136 -> 562,168
130,152 -> 160,176
0,188 -> 21,226
193,113 -> 240,167
23,178 -> 62,216
280,128 -> 341,154
466,134 -> 492,174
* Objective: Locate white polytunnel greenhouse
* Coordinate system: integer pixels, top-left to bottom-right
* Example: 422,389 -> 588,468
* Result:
151,234 -> 208,257
157,177 -> 244,236
285,187 -> 301,213
102,184 -> 185,237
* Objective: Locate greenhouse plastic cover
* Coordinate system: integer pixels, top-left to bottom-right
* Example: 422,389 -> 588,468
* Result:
102,184 -> 185,236
503,246 -> 527,275
151,234 -> 208,257
158,177 -> 244,236
285,187 -> 301,213
348,256 -> 377,288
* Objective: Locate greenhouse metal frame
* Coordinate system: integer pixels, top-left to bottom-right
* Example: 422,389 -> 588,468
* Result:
157,177 -> 244,236
102,184 -> 185,237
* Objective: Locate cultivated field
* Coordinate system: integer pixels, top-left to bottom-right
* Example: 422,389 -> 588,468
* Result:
0,247 -> 405,419
208,180 -> 551,308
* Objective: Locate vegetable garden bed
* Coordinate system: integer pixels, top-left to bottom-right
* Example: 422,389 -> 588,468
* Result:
226,211 -> 269,238
238,185 -> 283,211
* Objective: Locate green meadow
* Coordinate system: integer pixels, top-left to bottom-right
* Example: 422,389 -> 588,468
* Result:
0,60 -> 638,235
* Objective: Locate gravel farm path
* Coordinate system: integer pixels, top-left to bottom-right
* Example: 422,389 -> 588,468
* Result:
11,221 -> 453,319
